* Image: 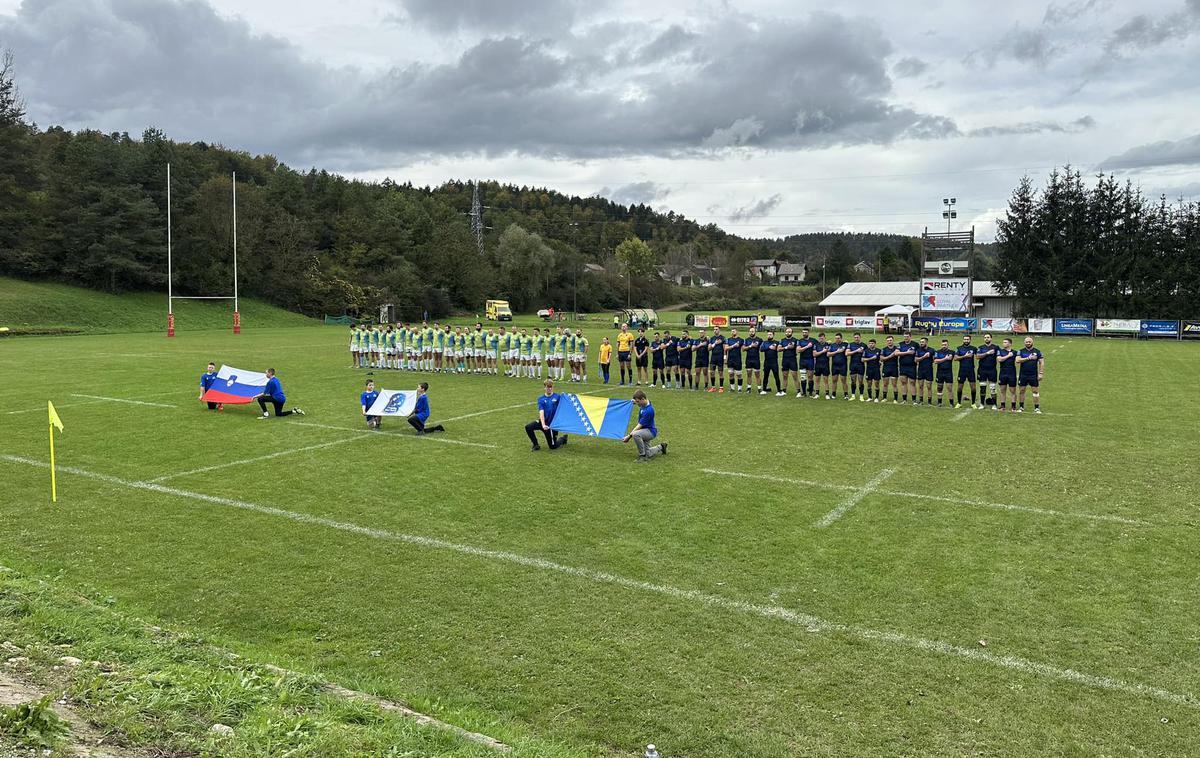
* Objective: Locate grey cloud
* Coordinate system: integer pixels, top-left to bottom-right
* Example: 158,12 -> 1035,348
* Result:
1104,4 -> 1200,54
635,24 -> 698,64
968,26 -> 1058,67
1099,133 -> 1200,169
393,0 -> 596,34
968,115 -> 1095,137
1,2 -> 959,168
892,56 -> 927,78
728,194 -> 782,223
1043,0 -> 1110,25
597,181 -> 670,206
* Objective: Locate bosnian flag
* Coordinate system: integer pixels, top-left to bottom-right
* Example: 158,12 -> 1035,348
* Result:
201,365 -> 268,405
550,394 -> 633,440
367,388 -> 417,417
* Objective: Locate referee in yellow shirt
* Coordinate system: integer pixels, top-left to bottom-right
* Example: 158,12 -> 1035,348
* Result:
615,324 -> 635,386
599,337 -> 613,384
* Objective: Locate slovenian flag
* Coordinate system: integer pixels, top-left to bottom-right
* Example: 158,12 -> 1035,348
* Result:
366,389 -> 417,417
201,365 -> 268,405
550,394 -> 633,440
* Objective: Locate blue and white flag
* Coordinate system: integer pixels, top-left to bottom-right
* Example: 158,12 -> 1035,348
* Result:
367,389 -> 417,417
549,394 -> 633,440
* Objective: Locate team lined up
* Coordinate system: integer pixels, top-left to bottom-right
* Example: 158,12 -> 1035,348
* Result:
350,323 -> 591,382
612,325 -> 1046,412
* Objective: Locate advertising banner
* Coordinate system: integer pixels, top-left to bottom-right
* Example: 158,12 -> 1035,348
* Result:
920,278 -> 970,312
762,315 -> 784,329
1027,318 -> 1054,334
1139,319 -> 1179,338
709,315 -> 729,328
979,318 -> 1026,333
1054,319 -> 1093,335
729,315 -> 758,327
912,316 -> 977,332
1096,318 -> 1140,334
814,316 -> 881,330
692,314 -> 711,328
783,316 -> 812,327
1182,320 -> 1200,340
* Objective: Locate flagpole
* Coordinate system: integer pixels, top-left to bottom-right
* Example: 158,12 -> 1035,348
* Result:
167,163 -> 174,337
232,171 -> 240,334
48,418 -> 57,503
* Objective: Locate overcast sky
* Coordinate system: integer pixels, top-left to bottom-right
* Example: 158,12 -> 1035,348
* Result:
3,0 -> 1199,241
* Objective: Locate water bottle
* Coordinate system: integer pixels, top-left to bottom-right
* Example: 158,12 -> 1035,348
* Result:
645,745 -> 659,758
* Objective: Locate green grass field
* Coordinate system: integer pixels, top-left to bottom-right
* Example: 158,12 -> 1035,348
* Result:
2,324 -> 1198,756
0,277 -> 315,334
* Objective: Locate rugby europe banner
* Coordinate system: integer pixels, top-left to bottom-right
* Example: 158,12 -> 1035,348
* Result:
911,316 -> 976,332
549,394 -> 633,440
201,365 -> 268,405
920,278 -> 970,312
366,389 -> 418,417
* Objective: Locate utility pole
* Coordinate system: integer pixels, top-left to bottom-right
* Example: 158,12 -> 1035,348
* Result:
469,181 -> 487,257
569,221 -> 580,317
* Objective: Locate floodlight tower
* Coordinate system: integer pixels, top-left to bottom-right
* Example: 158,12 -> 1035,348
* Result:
942,197 -> 958,233
469,181 -> 486,257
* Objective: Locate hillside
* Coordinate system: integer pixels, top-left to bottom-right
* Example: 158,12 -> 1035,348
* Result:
0,277 -> 316,335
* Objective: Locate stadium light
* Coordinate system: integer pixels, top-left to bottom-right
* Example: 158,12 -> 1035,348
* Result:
942,196 -> 958,233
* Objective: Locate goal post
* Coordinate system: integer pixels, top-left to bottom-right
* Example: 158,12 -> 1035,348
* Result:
165,165 -> 240,336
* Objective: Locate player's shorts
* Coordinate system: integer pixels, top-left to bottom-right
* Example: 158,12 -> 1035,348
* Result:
708,356 -> 724,369
694,353 -> 708,367
999,374 -> 1017,387
351,347 -> 360,353
1018,375 -> 1039,388
636,356 -> 649,368
937,372 -> 953,384
849,363 -> 864,376
917,369 -> 933,381
831,364 -> 847,376
782,358 -> 797,372
957,371 -> 976,383
800,360 -> 815,371
728,356 -> 742,370
745,355 -> 760,370
978,367 -> 997,382
899,366 -> 916,379
454,350 -> 464,358
866,367 -> 881,380
814,363 -> 829,376
652,359 -> 665,370
574,352 -> 585,362
443,347 -> 453,356
882,365 -> 898,378
676,357 -> 692,369
618,351 -> 631,362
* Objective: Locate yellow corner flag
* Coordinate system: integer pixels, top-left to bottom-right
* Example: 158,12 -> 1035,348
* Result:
48,401 -> 63,502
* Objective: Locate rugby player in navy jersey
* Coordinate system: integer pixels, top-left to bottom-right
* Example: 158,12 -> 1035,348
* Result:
896,332 -> 917,403
880,335 -> 898,401
812,332 -> 830,399
694,328 -> 709,390
846,333 -> 866,401
634,329 -> 650,386
760,330 -> 783,395
725,328 -> 744,392
779,328 -> 798,396
995,337 -> 1017,411
743,329 -> 761,393
649,332 -> 664,387
934,339 -> 955,407
975,333 -> 999,407
954,334 -> 979,409
1015,336 -> 1045,413
914,337 -> 934,405
708,326 -> 725,393
828,333 -> 848,400
663,330 -> 678,389
796,328 -> 816,397
863,339 -> 881,402
676,329 -> 693,390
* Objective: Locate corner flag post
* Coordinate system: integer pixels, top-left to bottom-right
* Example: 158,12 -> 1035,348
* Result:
167,163 -> 175,338
48,401 -> 63,502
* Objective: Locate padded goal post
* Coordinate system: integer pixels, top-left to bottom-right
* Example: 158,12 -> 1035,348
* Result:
165,164 -> 241,336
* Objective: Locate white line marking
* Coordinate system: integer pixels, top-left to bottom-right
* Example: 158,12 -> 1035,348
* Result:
70,393 -> 177,408
147,436 -> 369,482
814,468 -> 896,528
441,402 -> 530,423
6,391 -> 182,415
952,407 -> 973,421
292,421 -> 496,449
0,453 -> 1192,710
701,469 -> 1146,526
